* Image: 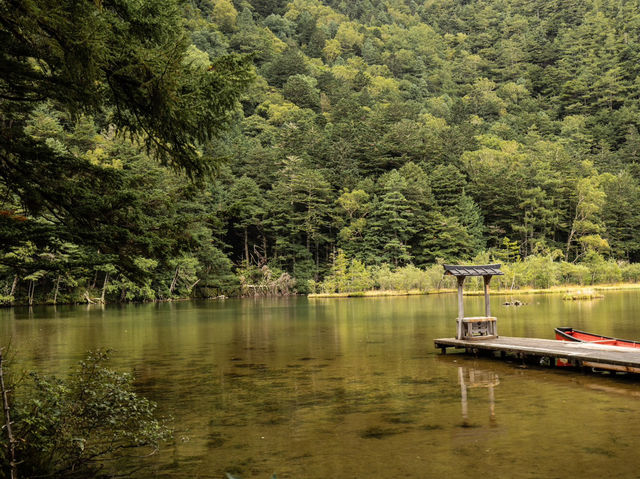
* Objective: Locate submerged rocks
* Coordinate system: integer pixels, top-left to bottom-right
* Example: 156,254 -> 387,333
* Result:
503,299 -> 526,306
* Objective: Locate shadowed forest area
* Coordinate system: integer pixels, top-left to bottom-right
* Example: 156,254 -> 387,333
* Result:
3,0 -> 640,304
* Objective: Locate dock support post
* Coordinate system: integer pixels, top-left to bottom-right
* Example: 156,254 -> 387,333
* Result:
456,276 -> 465,340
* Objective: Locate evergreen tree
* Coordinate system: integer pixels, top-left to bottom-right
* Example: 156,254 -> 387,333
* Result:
364,183 -> 415,266
227,176 -> 265,264
431,164 -> 467,210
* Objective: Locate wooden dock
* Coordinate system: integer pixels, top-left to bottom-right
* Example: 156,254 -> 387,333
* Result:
434,336 -> 640,373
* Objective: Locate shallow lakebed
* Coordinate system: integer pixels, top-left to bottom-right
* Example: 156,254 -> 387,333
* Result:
3,292 -> 640,478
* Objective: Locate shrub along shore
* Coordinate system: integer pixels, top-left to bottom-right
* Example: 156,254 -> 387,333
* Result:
309,283 -> 640,298
307,251 -> 640,298
5,248 -> 640,306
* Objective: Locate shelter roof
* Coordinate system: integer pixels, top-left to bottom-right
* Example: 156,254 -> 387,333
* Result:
443,264 -> 504,277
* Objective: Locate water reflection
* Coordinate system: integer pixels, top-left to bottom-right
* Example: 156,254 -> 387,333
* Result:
458,367 -> 499,426
6,293 -> 640,478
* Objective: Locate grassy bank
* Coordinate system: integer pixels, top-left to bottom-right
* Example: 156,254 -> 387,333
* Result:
308,289 -> 452,298
308,282 -> 640,299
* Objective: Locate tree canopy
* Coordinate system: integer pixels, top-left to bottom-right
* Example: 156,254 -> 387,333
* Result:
4,0 -> 640,303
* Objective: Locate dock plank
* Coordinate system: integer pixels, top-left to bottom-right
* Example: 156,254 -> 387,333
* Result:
434,336 -> 640,370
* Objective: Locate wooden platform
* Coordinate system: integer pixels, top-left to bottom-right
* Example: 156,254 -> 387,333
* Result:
434,336 -> 640,373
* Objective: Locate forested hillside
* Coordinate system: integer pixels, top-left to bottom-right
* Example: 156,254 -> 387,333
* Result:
3,0 -> 640,303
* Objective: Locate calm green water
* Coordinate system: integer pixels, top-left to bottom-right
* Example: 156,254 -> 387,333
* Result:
4,292 -> 640,478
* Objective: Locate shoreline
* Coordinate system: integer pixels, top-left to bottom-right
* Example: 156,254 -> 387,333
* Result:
6,283 -> 640,306
308,282 -> 640,299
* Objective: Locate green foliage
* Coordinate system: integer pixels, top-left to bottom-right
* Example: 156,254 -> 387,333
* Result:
283,75 -> 321,110
1,0 -> 253,177
316,252 -> 630,294
374,264 -> 434,291
621,263 -> 640,283
0,0 -> 253,304
6,0 -> 640,303
0,295 -> 14,306
583,251 -> 622,284
320,249 -> 349,293
318,252 -> 453,293
520,254 -> 561,289
4,350 -> 170,478
560,262 -> 592,286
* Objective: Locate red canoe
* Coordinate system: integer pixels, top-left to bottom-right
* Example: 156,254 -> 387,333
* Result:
555,327 -> 640,349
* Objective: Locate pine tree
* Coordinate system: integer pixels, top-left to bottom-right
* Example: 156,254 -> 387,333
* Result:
364,188 -> 415,266
227,176 -> 265,264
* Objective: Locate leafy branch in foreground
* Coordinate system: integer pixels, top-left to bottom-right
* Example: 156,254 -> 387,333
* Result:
1,350 -> 170,479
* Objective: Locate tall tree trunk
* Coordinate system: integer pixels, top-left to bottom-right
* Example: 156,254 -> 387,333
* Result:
9,275 -> 17,297
262,234 -> 268,262
53,275 -> 61,305
169,266 -> 180,294
28,280 -> 34,306
244,227 -> 249,265
565,226 -> 576,262
565,206 -> 579,261
315,242 -> 319,280
0,349 -> 18,479
101,272 -> 109,303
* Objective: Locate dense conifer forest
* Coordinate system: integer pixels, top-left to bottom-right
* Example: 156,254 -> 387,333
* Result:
3,0 -> 640,304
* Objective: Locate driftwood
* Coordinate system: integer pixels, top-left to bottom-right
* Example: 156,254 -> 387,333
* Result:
84,291 -> 97,304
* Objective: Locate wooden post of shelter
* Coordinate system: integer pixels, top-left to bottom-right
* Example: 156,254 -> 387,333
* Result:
444,264 -> 503,340
483,275 -> 491,317
457,276 -> 465,340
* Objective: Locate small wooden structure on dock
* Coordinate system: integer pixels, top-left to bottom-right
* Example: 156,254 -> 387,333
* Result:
443,264 -> 503,340
435,336 -> 640,374
435,264 -> 640,373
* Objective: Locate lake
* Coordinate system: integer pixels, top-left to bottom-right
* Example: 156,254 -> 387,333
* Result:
3,291 -> 640,478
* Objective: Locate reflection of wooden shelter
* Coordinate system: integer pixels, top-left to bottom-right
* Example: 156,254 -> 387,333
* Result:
458,367 -> 500,424
444,264 -> 503,340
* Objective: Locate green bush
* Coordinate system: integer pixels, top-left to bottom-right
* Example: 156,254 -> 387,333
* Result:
521,254 -> 560,289
0,295 -> 13,306
3,350 -> 170,478
583,251 -> 622,284
313,251 -> 640,295
426,263 -> 455,290
559,262 -> 591,285
347,259 -> 374,292
372,264 -> 434,291
621,263 -> 640,283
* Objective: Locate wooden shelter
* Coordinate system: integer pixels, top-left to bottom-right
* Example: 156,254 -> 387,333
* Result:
444,264 -> 503,340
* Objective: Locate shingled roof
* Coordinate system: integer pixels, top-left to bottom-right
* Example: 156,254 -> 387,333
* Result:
443,264 -> 503,277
